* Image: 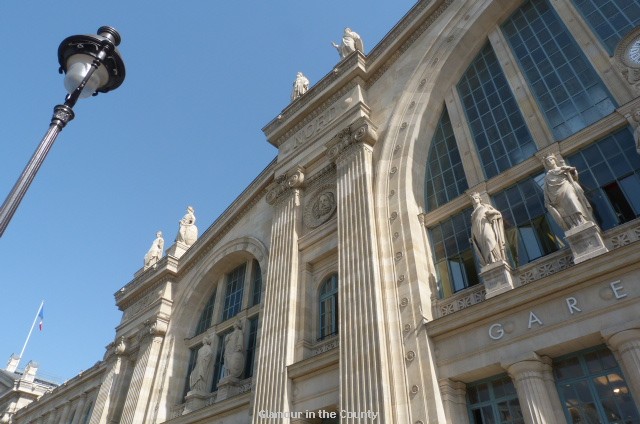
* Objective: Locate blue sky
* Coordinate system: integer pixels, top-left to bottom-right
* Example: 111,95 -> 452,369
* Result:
0,0 -> 416,383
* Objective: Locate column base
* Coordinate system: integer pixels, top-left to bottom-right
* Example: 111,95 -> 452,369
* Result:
183,391 -> 208,414
480,260 -> 515,299
216,377 -> 242,402
565,221 -> 608,264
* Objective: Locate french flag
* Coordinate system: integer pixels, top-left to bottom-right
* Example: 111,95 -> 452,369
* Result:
38,305 -> 44,331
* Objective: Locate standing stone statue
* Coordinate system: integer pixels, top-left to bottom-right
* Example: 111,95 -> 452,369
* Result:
632,109 -> 640,154
176,206 -> 198,246
291,72 -> 309,101
223,320 -> 245,379
143,231 -> 164,270
332,28 -> 364,59
470,193 -> 506,267
543,154 -> 594,231
189,335 -> 213,392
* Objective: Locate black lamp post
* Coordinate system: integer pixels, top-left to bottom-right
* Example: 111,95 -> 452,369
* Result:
0,26 -> 125,237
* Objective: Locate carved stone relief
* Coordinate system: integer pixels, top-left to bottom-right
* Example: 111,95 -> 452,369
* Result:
304,185 -> 337,229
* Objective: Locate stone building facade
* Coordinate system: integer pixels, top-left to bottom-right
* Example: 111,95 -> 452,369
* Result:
7,0 -> 640,422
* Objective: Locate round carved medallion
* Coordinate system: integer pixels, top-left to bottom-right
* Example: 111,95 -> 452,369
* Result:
304,185 -> 337,228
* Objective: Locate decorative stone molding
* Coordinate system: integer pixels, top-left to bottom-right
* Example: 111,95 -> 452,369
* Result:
265,165 -> 305,205
366,0 -> 455,88
613,27 -> 640,91
325,117 -> 378,163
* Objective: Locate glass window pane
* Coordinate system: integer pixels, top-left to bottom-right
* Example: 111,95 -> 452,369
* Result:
458,43 -> 537,178
502,0 -> 617,140
571,0 -> 640,54
425,107 -> 469,211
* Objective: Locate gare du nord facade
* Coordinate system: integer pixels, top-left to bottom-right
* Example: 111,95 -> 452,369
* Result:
8,0 -> 640,423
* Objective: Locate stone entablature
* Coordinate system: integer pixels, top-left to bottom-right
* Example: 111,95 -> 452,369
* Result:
428,245 -> 640,377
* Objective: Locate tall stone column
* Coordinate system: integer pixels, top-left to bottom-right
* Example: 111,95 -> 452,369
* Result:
504,354 -> 563,424
252,166 -> 304,424
119,319 -> 167,424
326,118 -> 391,423
89,338 -> 128,424
439,379 -> 470,424
605,328 -> 640,400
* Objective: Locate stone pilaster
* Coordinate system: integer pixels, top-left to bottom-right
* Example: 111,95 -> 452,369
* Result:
439,379 -> 469,424
252,166 -> 304,424
70,394 -> 87,424
604,328 -> 640,401
326,117 -> 391,423
89,338 -> 128,424
57,402 -> 72,424
504,354 -> 563,424
119,319 -> 167,424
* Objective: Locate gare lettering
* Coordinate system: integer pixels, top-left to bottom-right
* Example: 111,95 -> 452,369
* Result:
489,281 -> 628,341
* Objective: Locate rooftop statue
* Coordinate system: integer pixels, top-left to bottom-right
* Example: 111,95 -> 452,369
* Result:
332,28 -> 364,60
143,231 -> 164,270
291,72 -> 309,101
176,206 -> 198,247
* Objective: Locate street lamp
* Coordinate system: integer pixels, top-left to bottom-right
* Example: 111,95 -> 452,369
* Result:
0,26 -> 125,237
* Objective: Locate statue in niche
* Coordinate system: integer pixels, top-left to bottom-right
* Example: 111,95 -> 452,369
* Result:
291,72 -> 309,101
332,28 -> 364,59
176,206 -> 198,246
470,192 -> 506,267
143,231 -> 164,270
632,109 -> 640,154
189,335 -> 213,392
543,154 -> 594,231
223,320 -> 245,379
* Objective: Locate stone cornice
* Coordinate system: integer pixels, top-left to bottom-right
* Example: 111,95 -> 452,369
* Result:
263,0 -> 454,145
366,0 -> 451,88
263,54 -> 365,144
178,158 -> 276,274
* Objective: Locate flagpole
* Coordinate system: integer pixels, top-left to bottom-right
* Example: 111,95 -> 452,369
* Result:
17,300 -> 44,367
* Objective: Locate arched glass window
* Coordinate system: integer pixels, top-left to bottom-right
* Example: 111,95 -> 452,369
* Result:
492,175 -> 565,266
571,0 -> 640,54
429,209 -> 478,297
502,0 -> 617,140
250,260 -> 262,307
425,107 -> 468,212
319,274 -> 338,340
566,127 -> 640,230
222,263 -> 246,321
458,43 -> 537,179
194,291 -> 216,336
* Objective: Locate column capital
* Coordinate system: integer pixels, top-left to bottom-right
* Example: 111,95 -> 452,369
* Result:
502,352 -> 552,376
266,165 -> 305,205
604,328 -> 640,350
325,116 -> 377,163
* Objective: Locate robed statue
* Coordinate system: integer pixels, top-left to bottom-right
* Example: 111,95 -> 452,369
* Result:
542,154 -> 594,231
470,192 -> 506,267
